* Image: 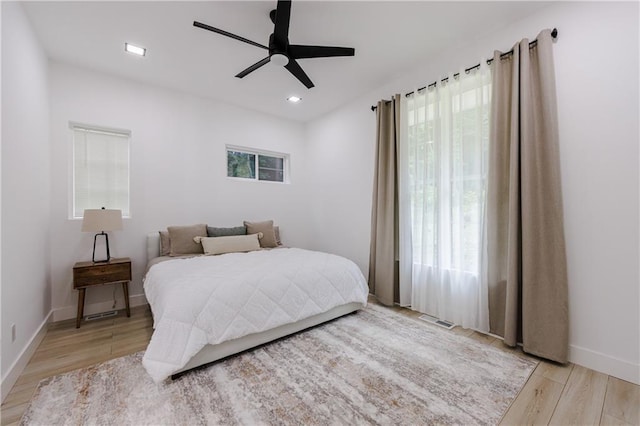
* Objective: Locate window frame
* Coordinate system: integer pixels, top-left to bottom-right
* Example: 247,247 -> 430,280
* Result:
225,145 -> 290,184
69,122 -> 131,220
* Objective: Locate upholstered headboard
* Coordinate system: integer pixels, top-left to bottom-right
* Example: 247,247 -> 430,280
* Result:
147,232 -> 161,262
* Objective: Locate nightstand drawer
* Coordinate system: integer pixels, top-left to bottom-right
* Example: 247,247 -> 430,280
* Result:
73,261 -> 131,288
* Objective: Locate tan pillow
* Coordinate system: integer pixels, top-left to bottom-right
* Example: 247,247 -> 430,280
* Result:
244,220 -> 278,248
167,224 -> 207,256
159,231 -> 171,256
195,234 -> 261,255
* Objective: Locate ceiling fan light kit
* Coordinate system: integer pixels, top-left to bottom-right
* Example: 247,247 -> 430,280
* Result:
270,53 -> 289,67
194,0 -> 355,89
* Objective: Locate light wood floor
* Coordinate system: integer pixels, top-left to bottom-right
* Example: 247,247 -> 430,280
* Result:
1,302 -> 638,425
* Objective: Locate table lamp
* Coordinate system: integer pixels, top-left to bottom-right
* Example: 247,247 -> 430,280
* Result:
81,208 -> 123,263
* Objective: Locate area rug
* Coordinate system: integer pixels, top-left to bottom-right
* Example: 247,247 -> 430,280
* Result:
21,304 -> 537,425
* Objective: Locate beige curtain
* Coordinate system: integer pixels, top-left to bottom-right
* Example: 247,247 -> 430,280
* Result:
486,29 -> 569,363
369,94 -> 401,306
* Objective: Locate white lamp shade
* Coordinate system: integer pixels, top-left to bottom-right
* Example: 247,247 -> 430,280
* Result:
81,209 -> 123,232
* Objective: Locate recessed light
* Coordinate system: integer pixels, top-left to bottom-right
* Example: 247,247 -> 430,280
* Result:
125,43 -> 146,56
287,96 -> 301,103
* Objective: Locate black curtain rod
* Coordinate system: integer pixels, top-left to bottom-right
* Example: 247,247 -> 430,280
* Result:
371,100 -> 391,111
371,28 -> 557,111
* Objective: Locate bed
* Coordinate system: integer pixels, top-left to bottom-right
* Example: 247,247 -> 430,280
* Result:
142,232 -> 369,383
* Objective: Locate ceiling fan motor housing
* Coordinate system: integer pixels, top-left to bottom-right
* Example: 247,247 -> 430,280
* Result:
268,33 -> 289,65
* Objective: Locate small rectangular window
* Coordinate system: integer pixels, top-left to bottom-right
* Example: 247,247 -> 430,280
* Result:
71,123 -> 131,218
227,146 -> 288,183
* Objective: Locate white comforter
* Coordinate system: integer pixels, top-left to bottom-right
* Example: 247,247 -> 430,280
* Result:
142,248 -> 368,382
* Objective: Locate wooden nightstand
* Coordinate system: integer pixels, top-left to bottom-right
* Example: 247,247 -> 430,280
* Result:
73,257 -> 132,328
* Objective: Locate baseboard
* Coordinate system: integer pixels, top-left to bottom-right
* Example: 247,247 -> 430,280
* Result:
1,310 -> 53,402
52,293 -> 148,322
569,344 -> 639,385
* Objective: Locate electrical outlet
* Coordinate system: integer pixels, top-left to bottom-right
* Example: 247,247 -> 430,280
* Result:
11,324 -> 16,342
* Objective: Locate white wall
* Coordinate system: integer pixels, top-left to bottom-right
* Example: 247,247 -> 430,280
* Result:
49,63 -> 308,320
1,1 -> 52,390
306,2 -> 639,384
305,102 -> 376,274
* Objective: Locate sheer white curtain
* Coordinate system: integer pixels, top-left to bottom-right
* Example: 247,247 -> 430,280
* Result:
399,64 -> 491,331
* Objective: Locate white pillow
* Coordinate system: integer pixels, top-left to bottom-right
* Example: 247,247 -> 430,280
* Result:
194,234 -> 261,255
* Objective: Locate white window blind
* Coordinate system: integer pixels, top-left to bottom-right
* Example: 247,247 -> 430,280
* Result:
72,124 -> 130,218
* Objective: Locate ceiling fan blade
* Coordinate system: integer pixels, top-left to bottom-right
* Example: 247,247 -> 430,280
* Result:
284,59 -> 314,89
273,0 -> 292,46
235,57 -> 271,78
289,45 -> 355,59
193,21 -> 268,50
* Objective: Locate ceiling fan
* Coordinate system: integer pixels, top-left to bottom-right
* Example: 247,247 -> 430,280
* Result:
193,0 -> 355,89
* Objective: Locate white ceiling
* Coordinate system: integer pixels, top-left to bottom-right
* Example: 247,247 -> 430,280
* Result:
22,1 -> 550,122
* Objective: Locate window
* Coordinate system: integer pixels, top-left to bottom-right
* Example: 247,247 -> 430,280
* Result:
71,123 -> 130,218
226,146 -> 288,183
